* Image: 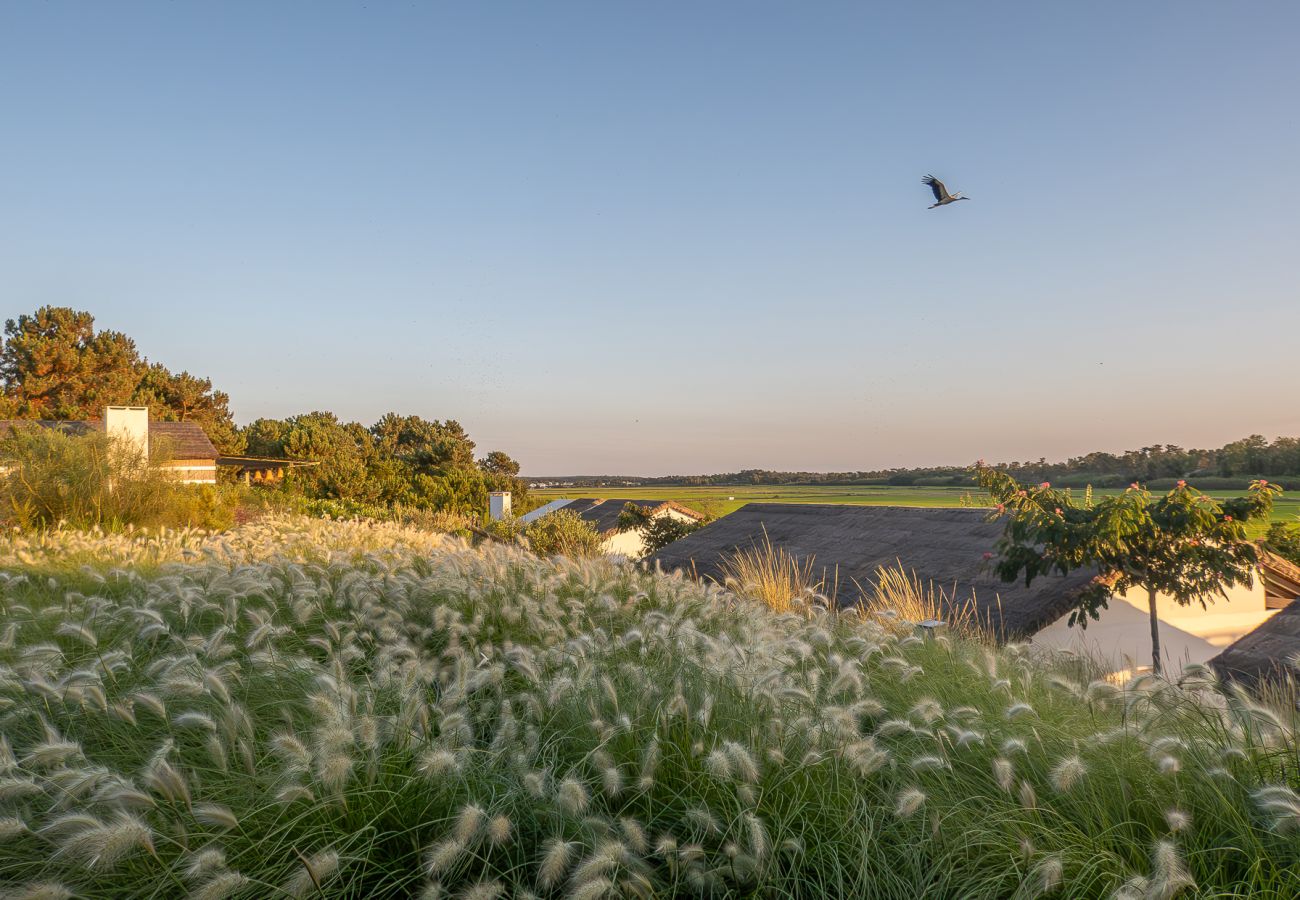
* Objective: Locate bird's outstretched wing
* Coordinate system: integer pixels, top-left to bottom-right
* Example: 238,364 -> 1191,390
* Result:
922,174 -> 950,202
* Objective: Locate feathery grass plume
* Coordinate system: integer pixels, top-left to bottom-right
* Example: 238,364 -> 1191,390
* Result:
425,838 -> 466,876
418,748 -> 464,779
1164,809 -> 1191,833
190,871 -> 250,900
173,711 -> 218,732
1049,756 -> 1087,793
724,741 -> 760,783
57,813 -> 155,870
1155,755 -> 1181,775
281,848 -> 341,898
54,622 -> 98,648
685,806 -> 722,836
570,840 -> 627,887
911,754 -> 948,772
0,883 -> 75,900
600,764 -> 623,797
40,813 -> 105,838
894,788 -> 926,819
453,803 -> 486,844
20,740 -> 83,769
144,755 -> 190,805
653,835 -> 677,859
1111,875 -> 1150,900
317,752 -> 354,792
1029,855 -> 1063,896
993,757 -> 1015,792
568,878 -> 614,900
486,814 -> 511,847
459,882 -> 504,900
275,784 -> 314,805
557,776 -> 590,816
705,749 -> 733,781
842,738 -> 890,776
1219,745 -> 1249,763
1148,839 -> 1195,899
1252,785 -> 1300,832
0,777 -> 42,802
1002,737 -> 1028,756
0,816 -> 28,839
183,847 -> 227,881
744,812 -> 769,862
618,817 -> 648,855
193,803 -> 239,831
538,838 -> 576,888
1005,702 -> 1036,721
132,691 -> 167,719
876,719 -> 914,738
1019,780 -> 1038,810
522,770 -> 546,798
910,698 -> 944,724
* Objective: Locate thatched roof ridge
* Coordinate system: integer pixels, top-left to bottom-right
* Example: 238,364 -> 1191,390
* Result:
647,503 -> 1097,640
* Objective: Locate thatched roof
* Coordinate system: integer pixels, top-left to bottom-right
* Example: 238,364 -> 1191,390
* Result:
1259,550 -> 1300,609
647,503 -> 1097,639
148,422 -> 219,459
0,419 -> 217,460
1211,599 -> 1300,685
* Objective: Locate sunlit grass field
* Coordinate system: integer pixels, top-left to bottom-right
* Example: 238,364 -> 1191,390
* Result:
532,485 -> 1300,533
1,517 -> 1299,897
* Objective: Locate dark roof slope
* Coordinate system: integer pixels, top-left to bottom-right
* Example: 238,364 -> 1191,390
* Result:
1210,600 -> 1300,685
647,503 -> 1097,639
0,419 -> 218,460
562,498 -> 703,535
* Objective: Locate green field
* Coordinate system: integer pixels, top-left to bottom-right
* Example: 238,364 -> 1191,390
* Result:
533,484 -> 1300,532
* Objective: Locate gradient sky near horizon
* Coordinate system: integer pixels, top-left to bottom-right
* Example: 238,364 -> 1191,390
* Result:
3,2 -> 1298,475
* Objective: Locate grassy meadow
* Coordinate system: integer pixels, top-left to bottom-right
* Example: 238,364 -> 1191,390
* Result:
1,517 -> 1298,897
532,485 -> 1300,533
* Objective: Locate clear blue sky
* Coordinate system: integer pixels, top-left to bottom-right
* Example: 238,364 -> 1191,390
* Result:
3,2 -> 1298,475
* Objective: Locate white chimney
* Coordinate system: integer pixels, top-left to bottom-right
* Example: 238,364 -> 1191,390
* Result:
105,406 -> 149,459
489,491 -> 512,521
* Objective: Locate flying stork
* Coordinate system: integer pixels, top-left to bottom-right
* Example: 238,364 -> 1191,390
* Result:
922,174 -> 969,209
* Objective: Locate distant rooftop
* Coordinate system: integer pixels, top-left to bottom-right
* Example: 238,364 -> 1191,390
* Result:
648,503 -> 1097,640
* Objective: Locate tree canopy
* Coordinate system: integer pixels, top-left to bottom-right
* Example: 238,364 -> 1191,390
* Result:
976,464 -> 1279,674
1,307 -> 244,453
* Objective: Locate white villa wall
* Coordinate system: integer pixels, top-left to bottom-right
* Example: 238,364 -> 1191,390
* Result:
601,507 -> 700,559
602,529 -> 649,559
1032,577 -> 1277,674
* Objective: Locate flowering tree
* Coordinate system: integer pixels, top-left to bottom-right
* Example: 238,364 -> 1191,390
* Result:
975,463 -> 1280,675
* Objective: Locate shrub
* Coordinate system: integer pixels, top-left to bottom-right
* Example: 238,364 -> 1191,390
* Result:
521,508 -> 603,558
0,426 -> 236,531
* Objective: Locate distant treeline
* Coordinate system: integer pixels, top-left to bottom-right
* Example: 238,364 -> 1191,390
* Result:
537,436 -> 1300,491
